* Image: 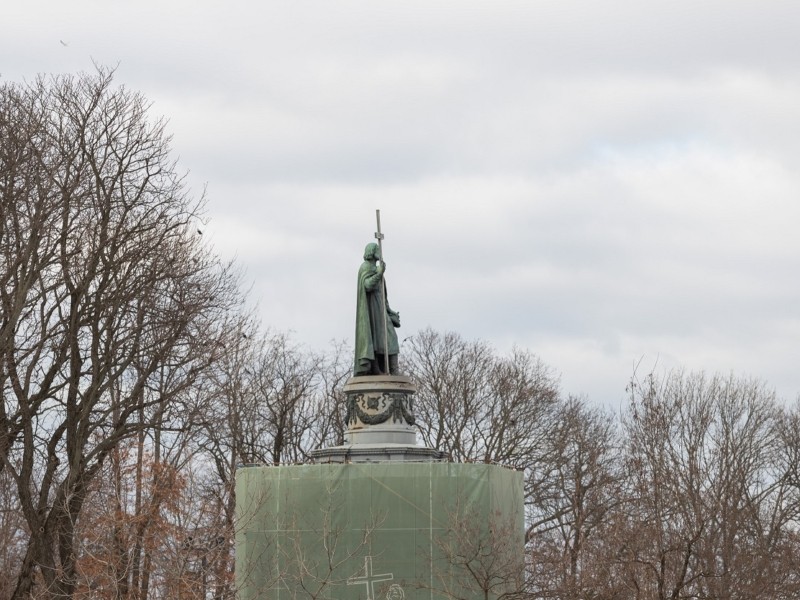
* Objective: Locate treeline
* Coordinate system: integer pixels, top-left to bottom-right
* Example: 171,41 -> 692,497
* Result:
2,71 -> 799,599
409,331 -> 800,599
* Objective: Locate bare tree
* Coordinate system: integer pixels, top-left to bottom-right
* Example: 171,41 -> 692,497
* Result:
526,396 -> 621,599
405,328 -> 560,467
252,331 -> 319,465
310,339 -> 351,449
0,69 -> 241,599
612,369 -> 800,600
199,327 -> 333,473
188,329 -> 350,600
0,469 -> 26,598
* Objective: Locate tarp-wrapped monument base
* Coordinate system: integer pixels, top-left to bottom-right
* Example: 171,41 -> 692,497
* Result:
235,462 -> 524,600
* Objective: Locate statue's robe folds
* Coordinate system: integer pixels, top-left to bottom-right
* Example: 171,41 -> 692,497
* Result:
354,262 -> 399,375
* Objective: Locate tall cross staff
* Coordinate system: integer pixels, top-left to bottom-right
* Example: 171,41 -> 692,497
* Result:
374,209 -> 390,375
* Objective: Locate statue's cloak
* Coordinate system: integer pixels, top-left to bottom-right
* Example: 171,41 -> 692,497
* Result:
354,261 -> 399,375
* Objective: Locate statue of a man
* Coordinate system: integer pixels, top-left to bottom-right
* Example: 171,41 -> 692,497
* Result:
354,242 -> 401,376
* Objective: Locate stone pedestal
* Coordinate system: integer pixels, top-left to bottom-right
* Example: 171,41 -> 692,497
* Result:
309,375 -> 447,463
344,375 -> 416,445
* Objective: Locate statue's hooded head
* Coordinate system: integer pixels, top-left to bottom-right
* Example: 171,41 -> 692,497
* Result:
364,243 -> 381,261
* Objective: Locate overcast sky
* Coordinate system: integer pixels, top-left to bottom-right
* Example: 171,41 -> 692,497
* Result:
4,1 -> 799,408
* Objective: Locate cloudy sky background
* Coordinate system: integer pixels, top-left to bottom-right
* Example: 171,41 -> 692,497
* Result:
4,1 -> 799,407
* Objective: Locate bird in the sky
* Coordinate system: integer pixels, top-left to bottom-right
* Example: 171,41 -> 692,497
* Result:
59,40 -> 69,47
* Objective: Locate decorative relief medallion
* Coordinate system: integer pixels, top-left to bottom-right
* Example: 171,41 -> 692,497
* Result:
346,391 -> 415,426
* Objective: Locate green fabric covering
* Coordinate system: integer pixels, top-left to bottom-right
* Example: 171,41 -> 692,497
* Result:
236,462 -> 523,600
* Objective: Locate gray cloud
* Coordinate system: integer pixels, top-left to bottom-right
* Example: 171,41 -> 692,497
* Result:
3,0 -> 799,405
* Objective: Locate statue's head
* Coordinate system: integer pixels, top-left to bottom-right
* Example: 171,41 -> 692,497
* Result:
363,243 -> 381,261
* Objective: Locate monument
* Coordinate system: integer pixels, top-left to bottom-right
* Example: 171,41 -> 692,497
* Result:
236,212 -> 524,600
313,211 -> 445,462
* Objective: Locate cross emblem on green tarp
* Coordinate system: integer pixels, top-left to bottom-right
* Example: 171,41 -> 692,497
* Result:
347,556 -> 393,600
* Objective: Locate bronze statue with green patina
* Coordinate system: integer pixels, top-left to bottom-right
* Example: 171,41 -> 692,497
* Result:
353,214 -> 401,376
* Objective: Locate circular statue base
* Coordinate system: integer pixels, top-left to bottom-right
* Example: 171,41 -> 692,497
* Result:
310,375 -> 447,463
344,375 -> 416,445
